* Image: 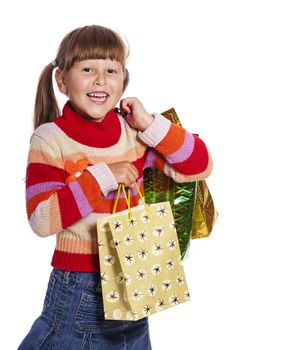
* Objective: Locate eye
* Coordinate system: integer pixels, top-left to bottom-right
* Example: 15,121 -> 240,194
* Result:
82,68 -> 94,72
108,69 -> 118,74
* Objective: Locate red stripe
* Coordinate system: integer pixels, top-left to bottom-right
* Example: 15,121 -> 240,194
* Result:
132,149 -> 148,178
173,136 -> 209,174
51,250 -> 100,272
57,187 -> 82,229
26,163 -> 67,187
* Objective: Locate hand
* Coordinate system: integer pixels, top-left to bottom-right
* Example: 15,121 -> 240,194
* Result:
119,97 -> 154,132
108,161 -> 139,187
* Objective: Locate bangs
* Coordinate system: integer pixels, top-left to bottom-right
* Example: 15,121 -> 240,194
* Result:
63,26 -> 128,71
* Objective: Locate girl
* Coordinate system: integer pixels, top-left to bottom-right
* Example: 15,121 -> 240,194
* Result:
19,24 -> 212,349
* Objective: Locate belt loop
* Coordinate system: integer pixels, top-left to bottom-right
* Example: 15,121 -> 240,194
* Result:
62,270 -> 70,284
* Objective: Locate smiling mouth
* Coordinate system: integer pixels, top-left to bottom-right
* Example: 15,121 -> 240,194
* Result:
87,92 -> 109,104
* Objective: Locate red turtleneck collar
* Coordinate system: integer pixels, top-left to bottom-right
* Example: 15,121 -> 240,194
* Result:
54,101 -> 121,147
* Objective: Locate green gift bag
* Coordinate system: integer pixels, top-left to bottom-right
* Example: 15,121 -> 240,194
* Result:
144,108 -> 217,258
97,183 -> 190,321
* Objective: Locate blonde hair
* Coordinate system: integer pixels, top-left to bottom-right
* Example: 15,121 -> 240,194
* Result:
34,25 -> 129,129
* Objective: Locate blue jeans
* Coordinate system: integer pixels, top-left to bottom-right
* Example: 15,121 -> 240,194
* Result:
18,269 -> 152,349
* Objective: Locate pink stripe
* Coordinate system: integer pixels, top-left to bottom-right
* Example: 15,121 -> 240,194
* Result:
26,181 -> 64,200
69,181 -> 92,217
143,149 -> 157,169
165,132 -> 194,163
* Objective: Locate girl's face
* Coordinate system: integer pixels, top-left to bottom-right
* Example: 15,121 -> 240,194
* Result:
56,59 -> 124,122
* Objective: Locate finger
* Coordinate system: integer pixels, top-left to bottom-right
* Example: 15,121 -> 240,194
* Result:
120,99 -> 132,114
130,164 -> 139,179
126,169 -> 138,187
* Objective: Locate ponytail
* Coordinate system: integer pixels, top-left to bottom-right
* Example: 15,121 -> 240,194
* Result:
34,62 -> 60,129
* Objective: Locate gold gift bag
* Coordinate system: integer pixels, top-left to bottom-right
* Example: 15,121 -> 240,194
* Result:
97,183 -> 190,321
191,180 -> 218,239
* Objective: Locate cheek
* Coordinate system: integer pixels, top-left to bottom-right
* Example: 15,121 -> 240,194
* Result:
112,78 -> 124,95
67,79 -> 87,98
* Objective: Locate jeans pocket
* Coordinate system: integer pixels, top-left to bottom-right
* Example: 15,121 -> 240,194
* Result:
42,274 -> 56,312
75,292 -> 107,333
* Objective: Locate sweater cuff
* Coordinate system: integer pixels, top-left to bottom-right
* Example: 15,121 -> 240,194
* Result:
138,113 -> 171,147
87,162 -> 118,196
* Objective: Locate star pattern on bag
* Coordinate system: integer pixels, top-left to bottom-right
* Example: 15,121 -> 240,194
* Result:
176,274 -> 184,286
167,239 -> 176,250
166,258 -> 175,270
126,310 -> 139,321
124,234 -> 134,245
136,269 -> 147,280
151,264 -> 162,276
124,253 -> 135,265
98,240 -> 104,248
137,230 -> 147,242
141,212 -> 151,223
106,291 -> 119,303
137,248 -> 148,260
156,299 -> 166,311
162,280 -> 172,292
169,222 -> 176,231
127,217 -> 137,227
184,290 -> 190,300
147,284 -> 157,296
112,239 -> 122,248
157,205 -> 168,218
103,255 -> 115,265
101,272 -> 109,284
169,294 -> 180,306
142,304 -> 152,316
152,243 -> 164,256
132,289 -> 142,301
113,220 -> 123,231
153,226 -> 165,237
97,201 -> 189,320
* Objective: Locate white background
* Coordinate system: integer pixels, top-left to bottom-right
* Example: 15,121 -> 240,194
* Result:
1,0 -> 281,349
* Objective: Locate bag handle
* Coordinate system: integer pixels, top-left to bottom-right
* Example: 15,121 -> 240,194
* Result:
112,181 -> 150,220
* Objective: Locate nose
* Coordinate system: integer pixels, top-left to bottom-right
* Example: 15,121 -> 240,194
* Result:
95,72 -> 106,86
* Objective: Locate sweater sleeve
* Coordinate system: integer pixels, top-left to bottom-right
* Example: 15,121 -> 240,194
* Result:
26,135 -> 118,237
138,113 -> 213,182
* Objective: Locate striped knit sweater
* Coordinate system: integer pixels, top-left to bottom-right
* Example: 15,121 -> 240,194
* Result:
26,101 -> 212,272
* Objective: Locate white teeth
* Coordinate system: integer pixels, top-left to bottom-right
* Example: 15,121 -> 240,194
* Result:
87,92 -> 108,98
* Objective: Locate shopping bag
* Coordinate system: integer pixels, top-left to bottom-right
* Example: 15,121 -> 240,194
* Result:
191,179 -> 218,239
144,167 -> 196,258
144,108 -> 218,256
97,183 -> 190,321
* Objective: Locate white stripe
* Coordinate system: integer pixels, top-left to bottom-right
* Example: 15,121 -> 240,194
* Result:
87,162 -> 118,196
138,113 -> 171,147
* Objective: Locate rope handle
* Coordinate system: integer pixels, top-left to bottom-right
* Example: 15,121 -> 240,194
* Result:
112,181 -> 150,220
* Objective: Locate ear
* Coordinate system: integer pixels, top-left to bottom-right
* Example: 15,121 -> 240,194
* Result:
122,68 -> 129,92
55,68 -> 68,95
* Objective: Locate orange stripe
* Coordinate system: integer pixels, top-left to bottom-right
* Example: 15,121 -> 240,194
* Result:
76,172 -> 103,209
154,155 -> 165,172
28,150 -> 63,168
156,124 -> 185,155
27,189 -> 56,218
90,190 -> 143,214
49,195 -> 62,233
93,196 -> 129,213
56,237 -> 95,254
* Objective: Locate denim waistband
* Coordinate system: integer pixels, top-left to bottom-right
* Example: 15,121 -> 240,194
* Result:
51,268 -> 101,286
